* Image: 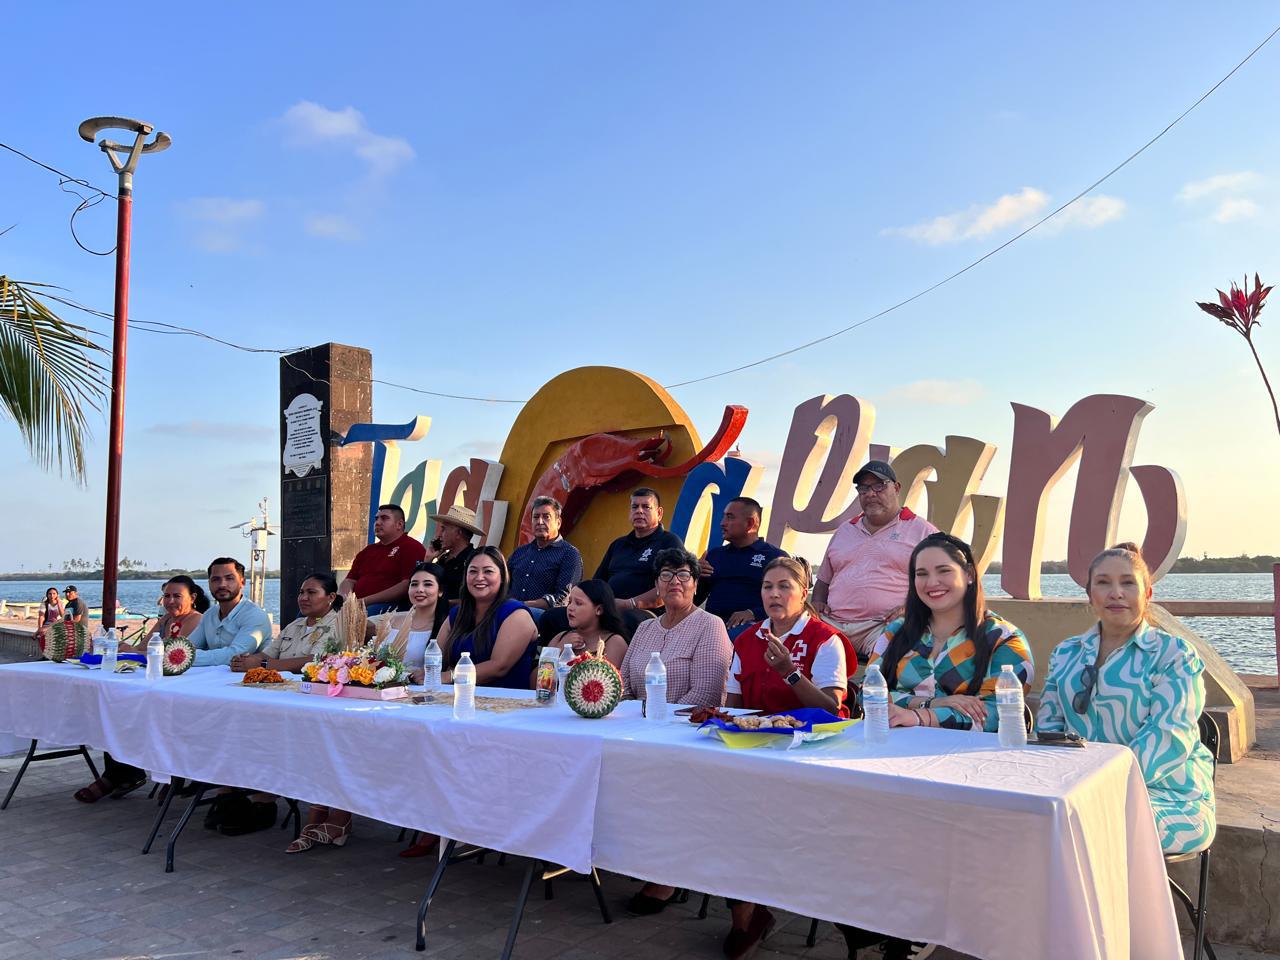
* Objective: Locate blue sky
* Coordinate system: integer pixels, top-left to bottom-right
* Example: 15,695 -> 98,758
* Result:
3,2 -> 1279,573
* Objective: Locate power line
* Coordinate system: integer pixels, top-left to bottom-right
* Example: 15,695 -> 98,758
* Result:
0,140 -> 119,256
664,22 -> 1280,388
4,22 -> 1276,403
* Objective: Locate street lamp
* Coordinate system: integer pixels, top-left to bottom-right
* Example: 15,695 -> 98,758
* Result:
79,116 -> 171,630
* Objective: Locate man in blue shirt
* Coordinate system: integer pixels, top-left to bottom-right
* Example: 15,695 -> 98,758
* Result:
507,497 -> 583,619
188,557 -> 272,667
697,497 -> 788,633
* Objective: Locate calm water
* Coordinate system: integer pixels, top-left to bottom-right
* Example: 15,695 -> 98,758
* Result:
3,574 -> 1275,675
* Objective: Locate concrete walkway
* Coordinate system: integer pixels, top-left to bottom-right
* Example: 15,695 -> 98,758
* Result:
0,754 -> 1270,960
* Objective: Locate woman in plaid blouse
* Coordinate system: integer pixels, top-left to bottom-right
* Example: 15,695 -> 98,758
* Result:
867,532 -> 1033,732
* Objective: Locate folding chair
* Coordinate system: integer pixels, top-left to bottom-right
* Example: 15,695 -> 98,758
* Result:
1166,714 -> 1219,960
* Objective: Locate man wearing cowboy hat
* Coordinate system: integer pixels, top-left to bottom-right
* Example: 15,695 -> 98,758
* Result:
339,503 -> 427,614
424,504 -> 484,603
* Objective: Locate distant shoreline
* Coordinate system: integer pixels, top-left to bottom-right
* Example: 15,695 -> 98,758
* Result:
0,570 -> 283,582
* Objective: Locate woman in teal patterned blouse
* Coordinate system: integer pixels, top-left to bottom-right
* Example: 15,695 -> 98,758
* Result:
868,532 -> 1034,732
1037,543 -> 1215,855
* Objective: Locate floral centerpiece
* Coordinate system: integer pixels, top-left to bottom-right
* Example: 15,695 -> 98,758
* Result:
298,600 -> 407,700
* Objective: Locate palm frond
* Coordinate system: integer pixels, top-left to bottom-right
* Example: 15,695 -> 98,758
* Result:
0,276 -> 108,482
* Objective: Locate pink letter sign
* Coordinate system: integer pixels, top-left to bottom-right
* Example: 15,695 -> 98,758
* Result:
767,394 -> 874,552
1001,394 -> 1186,598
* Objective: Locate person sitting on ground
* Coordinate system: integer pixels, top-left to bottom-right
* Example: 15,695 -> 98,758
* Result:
696,497 -> 788,637
811,461 -> 939,659
622,548 -> 732,917
63,585 -> 88,626
36,587 -> 64,641
370,561 -> 450,684
1038,543 -> 1216,856
718,556 -> 857,955
338,504 -> 426,614
231,573 -> 344,675
546,579 -> 629,669
436,547 -> 539,689
507,496 -> 583,619
74,575 -> 216,805
423,504 -> 483,603
186,558 -> 273,667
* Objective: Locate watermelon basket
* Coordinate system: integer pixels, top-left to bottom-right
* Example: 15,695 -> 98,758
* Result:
699,708 -> 856,750
162,637 -> 196,676
42,620 -> 88,663
562,652 -> 623,719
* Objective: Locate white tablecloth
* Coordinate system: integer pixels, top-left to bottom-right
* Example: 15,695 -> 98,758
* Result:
0,662 -> 1183,960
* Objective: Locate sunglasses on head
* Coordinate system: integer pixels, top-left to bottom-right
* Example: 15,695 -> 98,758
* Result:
1072,663 -> 1099,714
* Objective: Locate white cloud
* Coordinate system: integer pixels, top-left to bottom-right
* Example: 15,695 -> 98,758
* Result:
176,197 -> 265,252
1042,195 -> 1127,232
1177,171 -> 1261,201
886,187 -> 1048,245
882,379 -> 987,406
1213,198 -> 1260,223
280,101 -> 415,179
304,213 -> 361,241
886,187 -> 1124,245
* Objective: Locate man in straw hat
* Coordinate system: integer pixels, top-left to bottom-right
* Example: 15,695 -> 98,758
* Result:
339,504 -> 427,614
424,504 -> 485,603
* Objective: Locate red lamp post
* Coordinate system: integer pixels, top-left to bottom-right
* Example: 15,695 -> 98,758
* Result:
78,117 -> 171,629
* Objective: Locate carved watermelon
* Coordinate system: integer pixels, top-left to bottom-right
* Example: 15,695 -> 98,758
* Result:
42,621 -> 88,662
563,657 -> 623,719
162,637 -> 196,676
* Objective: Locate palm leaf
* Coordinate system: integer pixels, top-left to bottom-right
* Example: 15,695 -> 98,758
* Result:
0,277 -> 107,482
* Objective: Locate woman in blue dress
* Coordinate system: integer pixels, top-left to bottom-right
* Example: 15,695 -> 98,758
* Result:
437,546 -> 539,689
1037,543 -> 1216,855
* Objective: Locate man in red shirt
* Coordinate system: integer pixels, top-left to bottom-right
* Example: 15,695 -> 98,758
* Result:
338,504 -> 426,614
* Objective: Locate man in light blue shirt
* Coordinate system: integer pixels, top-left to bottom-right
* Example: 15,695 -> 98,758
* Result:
188,557 -> 271,667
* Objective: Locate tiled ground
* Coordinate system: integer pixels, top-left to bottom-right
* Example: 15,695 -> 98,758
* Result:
0,752 -> 1271,960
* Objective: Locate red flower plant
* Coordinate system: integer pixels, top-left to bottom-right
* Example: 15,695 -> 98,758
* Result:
1197,273 -> 1279,437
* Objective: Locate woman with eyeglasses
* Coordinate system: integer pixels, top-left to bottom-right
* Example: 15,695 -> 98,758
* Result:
1037,543 -> 1215,855
623,547 -> 732,918
868,532 -> 1033,732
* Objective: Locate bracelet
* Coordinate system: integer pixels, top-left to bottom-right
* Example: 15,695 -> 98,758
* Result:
911,708 -> 925,727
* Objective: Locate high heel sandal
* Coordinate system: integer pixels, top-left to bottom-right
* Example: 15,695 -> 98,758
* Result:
285,821 -> 350,854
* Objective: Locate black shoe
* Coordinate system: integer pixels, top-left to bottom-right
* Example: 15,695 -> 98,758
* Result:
220,800 -> 278,836
626,891 -> 675,915
205,793 -> 247,831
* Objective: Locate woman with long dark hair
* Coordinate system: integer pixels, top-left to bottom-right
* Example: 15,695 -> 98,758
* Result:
547,579 -> 629,668
871,532 -> 1032,730
436,546 -> 539,689
36,587 -> 64,641
370,561 -> 450,683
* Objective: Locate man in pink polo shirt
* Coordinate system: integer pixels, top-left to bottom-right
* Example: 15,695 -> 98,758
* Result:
812,460 -> 939,658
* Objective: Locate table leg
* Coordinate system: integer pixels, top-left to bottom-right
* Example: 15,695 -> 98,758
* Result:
415,838 -> 458,951
164,785 -> 209,873
500,858 -> 539,960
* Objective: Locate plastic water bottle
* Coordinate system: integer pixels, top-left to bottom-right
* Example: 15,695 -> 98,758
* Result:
87,624 -> 104,657
101,628 -> 119,675
644,652 -> 668,722
996,664 -> 1027,748
862,664 -> 890,744
453,652 -> 476,720
535,646 -> 560,704
423,637 -> 443,692
146,632 -> 164,681
556,645 -> 575,709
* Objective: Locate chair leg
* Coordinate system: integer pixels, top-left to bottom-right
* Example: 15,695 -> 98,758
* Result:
142,778 -> 181,854
415,838 -> 457,951
589,868 -> 612,924
806,917 -> 821,948
147,783 -> 159,800
78,746 -> 101,782
500,858 -> 539,960
164,785 -> 208,873
0,740 -> 37,811
283,799 -> 302,839
397,826 -> 408,843
544,876 -> 555,900
497,852 -> 508,866
1194,849 -> 1213,960
698,892 -> 711,919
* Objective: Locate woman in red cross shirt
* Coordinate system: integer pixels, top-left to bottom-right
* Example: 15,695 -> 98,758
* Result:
718,556 -> 856,958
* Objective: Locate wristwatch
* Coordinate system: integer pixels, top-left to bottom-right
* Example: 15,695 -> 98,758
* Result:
784,669 -> 803,686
